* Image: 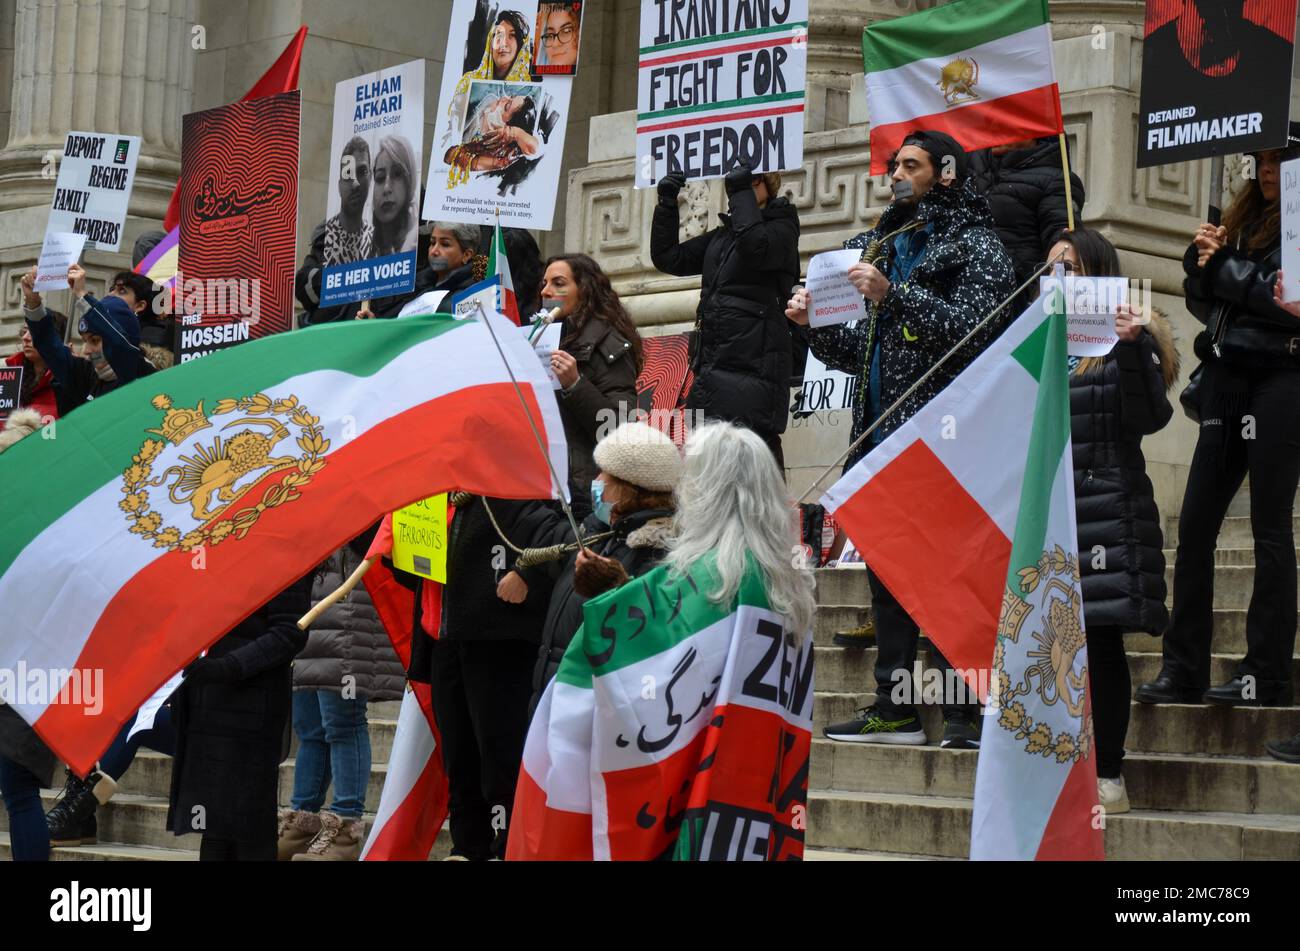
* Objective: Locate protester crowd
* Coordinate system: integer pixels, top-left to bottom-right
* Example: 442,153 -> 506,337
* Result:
1,119 -> 1298,861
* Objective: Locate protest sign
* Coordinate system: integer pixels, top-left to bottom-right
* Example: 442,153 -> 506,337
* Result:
635,0 -> 808,188
1039,275 -> 1128,357
795,351 -> 857,416
532,1 -> 584,78
173,313 -> 252,364
398,291 -> 450,318
806,250 -> 867,328
391,494 -> 449,582
635,332 -> 695,446
452,276 -> 504,320
426,0 -> 573,229
0,366 -> 21,419
34,232 -> 87,292
179,92 -> 300,338
528,321 -> 563,389
1137,0 -> 1297,167
1282,157 -> 1300,303
46,132 -> 140,252
321,60 -> 425,307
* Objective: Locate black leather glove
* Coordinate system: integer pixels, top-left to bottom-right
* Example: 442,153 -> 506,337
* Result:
183,655 -> 240,685
725,162 -> 755,196
657,172 -> 686,207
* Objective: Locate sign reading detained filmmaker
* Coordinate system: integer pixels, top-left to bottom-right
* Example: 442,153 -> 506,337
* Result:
1137,0 -> 1297,167
321,60 -> 426,307
46,132 -> 141,252
426,0 -> 573,230
635,0 -> 808,188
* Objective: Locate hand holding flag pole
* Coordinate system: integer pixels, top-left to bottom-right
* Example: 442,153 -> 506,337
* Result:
796,248 -> 1068,505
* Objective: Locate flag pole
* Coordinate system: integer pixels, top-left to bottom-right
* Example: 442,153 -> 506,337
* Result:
1058,133 -> 1076,231
1207,155 -> 1225,226
297,556 -> 376,630
796,248 -> 1067,505
471,299 -> 588,551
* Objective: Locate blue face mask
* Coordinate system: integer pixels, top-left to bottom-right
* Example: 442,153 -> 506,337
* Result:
591,479 -> 613,525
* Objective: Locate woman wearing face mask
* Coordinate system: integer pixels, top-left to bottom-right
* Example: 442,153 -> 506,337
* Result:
21,263 -> 154,417
540,254 -> 643,518
1046,227 -> 1179,815
1138,126 -> 1300,710
370,136 -> 419,259
415,221 -> 486,314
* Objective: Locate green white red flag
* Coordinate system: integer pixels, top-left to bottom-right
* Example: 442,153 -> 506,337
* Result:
822,294 -> 1102,859
862,0 -> 1063,174
488,222 -> 520,325
509,556 -> 814,861
0,312 -> 565,775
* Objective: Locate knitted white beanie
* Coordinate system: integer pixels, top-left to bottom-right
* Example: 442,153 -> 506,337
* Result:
592,421 -> 683,492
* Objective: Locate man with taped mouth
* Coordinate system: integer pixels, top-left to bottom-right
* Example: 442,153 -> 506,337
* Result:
785,130 -> 1015,748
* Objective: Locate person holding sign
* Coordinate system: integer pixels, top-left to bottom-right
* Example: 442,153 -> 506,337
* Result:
786,131 -> 1015,747
650,162 -> 800,465
4,312 -> 66,422
411,222 -> 486,315
1048,228 -> 1180,815
542,254 -> 643,517
21,263 -> 155,416
1139,128 -> 1300,710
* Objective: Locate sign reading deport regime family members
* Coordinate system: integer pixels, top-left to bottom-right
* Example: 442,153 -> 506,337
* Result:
46,131 -> 141,252
634,0 -> 808,188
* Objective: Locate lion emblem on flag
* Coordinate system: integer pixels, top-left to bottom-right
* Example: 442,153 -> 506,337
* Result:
989,545 -> 1093,763
937,56 -> 979,107
119,392 -> 328,552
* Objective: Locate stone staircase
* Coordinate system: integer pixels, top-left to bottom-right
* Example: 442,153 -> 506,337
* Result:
4,515 -> 1298,860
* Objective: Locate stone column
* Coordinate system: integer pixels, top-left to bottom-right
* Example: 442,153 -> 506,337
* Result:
0,0 -> 194,343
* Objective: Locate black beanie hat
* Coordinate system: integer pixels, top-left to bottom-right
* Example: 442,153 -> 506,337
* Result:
895,129 -> 970,182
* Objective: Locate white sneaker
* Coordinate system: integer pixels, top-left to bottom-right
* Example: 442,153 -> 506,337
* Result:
1098,776 -> 1130,815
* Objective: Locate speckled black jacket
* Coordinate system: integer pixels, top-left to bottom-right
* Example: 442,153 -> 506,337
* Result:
805,177 -> 1016,469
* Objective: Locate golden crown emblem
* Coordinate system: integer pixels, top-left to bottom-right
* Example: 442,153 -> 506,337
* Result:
146,395 -> 213,446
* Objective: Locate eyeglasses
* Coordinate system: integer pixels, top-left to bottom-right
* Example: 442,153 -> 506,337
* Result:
541,23 -> 576,46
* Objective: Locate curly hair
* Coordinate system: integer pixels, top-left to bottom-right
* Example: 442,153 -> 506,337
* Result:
547,253 -> 644,373
1222,168 -> 1280,255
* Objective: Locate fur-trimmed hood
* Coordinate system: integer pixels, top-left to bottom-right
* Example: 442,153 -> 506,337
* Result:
1073,305 -> 1181,390
625,516 -> 674,551
0,408 -> 42,454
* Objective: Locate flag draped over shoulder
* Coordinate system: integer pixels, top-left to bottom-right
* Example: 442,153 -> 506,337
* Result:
0,312 -> 566,775
862,0 -> 1062,174
822,295 -> 1102,860
509,556 -> 814,861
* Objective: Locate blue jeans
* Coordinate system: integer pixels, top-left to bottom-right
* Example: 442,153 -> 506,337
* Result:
0,755 -> 49,861
291,689 -> 370,819
100,704 -> 176,780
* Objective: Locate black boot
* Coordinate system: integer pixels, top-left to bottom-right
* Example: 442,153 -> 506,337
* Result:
1134,673 -> 1205,705
46,768 -> 100,846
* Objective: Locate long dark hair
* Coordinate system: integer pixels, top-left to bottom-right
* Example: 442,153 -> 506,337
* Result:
18,308 -> 68,406
548,254 -> 644,373
1048,226 -> 1122,278
1222,156 -> 1280,255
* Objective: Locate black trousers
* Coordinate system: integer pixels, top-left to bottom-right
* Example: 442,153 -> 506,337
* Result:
1162,369 -> 1300,691
1086,626 -> 1130,780
867,568 -> 979,718
198,836 -> 275,861
430,638 -> 536,861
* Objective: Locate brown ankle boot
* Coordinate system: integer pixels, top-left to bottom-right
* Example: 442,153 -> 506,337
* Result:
292,811 -> 365,862
277,809 -> 322,861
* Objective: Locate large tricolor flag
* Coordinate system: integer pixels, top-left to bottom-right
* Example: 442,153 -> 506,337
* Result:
509,557 -> 813,861
862,0 -> 1063,174
0,312 -> 566,775
822,295 -> 1102,860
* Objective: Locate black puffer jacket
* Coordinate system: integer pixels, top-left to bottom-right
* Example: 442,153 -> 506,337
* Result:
969,138 -> 1086,285
1071,309 -> 1180,635
806,177 -> 1016,468
650,189 -> 800,436
1183,224 -> 1299,371
523,508 -> 674,715
168,574 -> 312,841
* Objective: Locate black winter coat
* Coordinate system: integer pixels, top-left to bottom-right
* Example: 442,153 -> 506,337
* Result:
1071,309 -> 1180,635
1183,225 -> 1300,371
651,190 -> 800,436
969,138 -> 1085,285
806,178 -> 1016,468
168,575 -> 312,842
522,508 -> 674,715
556,316 -> 639,518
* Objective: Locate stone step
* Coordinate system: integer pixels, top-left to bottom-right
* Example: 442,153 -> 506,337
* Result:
0,791 -> 202,852
1164,565 -> 1300,610
0,831 -> 197,862
1166,515 -> 1300,551
1162,548 -> 1300,567
807,789 -> 1300,860
811,740 -> 1300,815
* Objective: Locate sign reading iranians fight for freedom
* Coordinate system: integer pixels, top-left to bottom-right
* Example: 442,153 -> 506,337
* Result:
635,0 -> 808,188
